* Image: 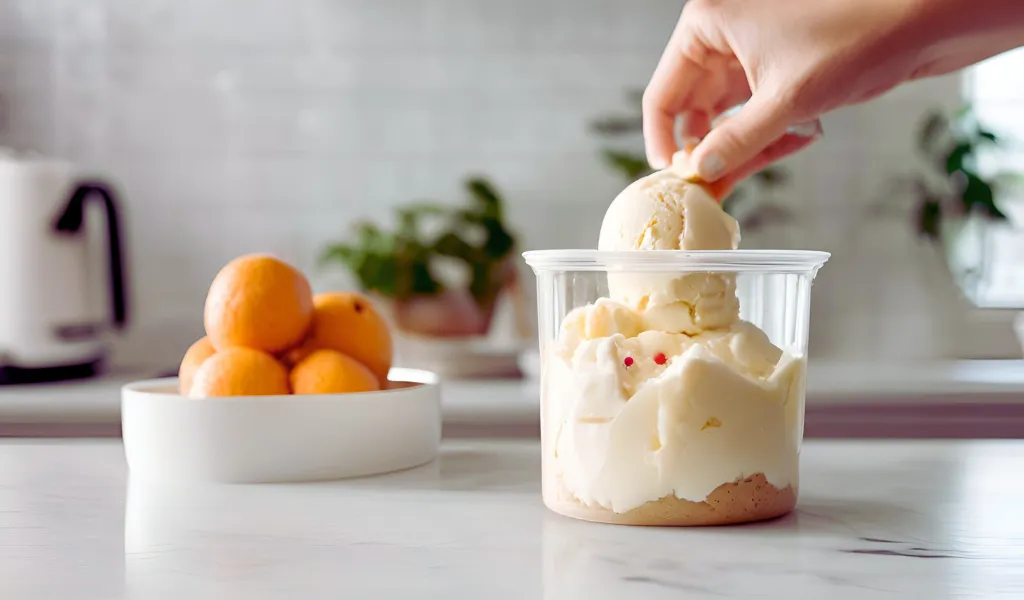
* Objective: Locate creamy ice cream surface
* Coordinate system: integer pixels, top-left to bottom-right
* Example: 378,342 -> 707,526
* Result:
545,317 -> 805,513
542,151 -> 806,523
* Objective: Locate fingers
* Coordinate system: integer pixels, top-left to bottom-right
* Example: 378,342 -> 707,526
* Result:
643,20 -> 702,169
689,90 -> 795,182
709,128 -> 822,200
642,60 -> 692,168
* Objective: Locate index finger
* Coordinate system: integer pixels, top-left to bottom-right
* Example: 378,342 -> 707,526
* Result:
642,23 -> 702,169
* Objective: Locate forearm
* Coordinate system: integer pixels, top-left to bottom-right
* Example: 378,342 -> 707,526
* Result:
920,0 -> 1024,37
892,0 -> 1024,77
910,0 -> 1024,54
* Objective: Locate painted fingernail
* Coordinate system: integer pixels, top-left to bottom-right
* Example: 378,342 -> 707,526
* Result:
788,120 -> 822,138
697,153 -> 725,180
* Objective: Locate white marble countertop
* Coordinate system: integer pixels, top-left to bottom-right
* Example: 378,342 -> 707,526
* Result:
0,360 -> 1023,437
0,438 -> 1021,598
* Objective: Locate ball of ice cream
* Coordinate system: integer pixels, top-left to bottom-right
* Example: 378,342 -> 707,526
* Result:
598,151 -> 739,252
598,151 -> 741,333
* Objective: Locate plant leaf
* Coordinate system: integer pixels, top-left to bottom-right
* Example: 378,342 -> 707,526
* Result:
466,177 -> 501,209
319,244 -> 356,266
961,171 -> 1008,220
434,231 -> 476,261
944,142 -> 972,175
408,260 -> 442,296
482,221 -> 515,259
976,129 -> 998,143
369,254 -> 403,297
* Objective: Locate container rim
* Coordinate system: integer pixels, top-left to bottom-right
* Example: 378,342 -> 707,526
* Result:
521,249 -> 831,273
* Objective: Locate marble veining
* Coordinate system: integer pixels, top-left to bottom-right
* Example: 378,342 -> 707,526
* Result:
0,439 -> 1021,598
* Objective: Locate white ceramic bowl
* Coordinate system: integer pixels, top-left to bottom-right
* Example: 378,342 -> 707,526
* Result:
121,367 -> 441,484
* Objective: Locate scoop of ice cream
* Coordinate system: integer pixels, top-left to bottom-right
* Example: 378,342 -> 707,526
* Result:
597,151 -> 739,252
597,151 -> 741,333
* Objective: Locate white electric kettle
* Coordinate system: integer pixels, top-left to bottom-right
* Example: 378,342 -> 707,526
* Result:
0,149 -> 128,384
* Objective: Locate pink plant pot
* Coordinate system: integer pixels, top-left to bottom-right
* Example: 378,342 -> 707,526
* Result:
373,289 -> 497,339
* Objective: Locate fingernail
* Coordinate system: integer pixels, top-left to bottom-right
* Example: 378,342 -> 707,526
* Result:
682,137 -> 701,152
788,120 -> 822,138
649,156 -> 668,170
697,153 -> 724,180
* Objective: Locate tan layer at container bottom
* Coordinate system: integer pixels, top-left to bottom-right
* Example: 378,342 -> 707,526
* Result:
547,473 -> 796,527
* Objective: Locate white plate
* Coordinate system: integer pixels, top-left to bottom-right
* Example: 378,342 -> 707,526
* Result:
121,368 -> 441,484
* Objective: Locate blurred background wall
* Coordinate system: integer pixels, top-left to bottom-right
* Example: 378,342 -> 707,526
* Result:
0,0 -> 1020,370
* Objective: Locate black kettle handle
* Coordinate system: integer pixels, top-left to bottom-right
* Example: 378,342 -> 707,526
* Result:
53,182 -> 129,330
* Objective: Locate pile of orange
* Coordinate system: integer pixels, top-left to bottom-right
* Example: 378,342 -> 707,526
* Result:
178,253 -> 393,398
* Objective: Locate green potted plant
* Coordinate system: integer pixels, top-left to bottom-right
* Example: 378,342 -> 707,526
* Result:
590,90 -> 795,231
320,177 -> 526,339
856,105 -> 1024,314
894,105 -> 1010,242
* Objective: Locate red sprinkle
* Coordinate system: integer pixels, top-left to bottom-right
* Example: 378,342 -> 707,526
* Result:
654,352 -> 667,365
624,357 -> 634,367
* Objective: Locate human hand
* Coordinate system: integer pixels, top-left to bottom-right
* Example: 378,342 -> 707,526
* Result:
643,0 -> 947,196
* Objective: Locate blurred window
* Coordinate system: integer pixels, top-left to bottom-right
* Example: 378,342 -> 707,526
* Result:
956,50 -> 1024,309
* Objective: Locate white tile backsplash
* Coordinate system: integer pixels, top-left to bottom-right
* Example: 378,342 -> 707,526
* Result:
0,0 -> 1018,368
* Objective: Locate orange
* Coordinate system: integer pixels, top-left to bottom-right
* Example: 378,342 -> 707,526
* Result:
289,349 -> 381,395
178,336 -> 216,395
203,254 -> 314,354
188,347 -> 290,398
283,292 -> 393,382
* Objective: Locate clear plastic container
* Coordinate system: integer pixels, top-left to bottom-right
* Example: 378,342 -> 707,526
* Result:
523,249 -> 830,526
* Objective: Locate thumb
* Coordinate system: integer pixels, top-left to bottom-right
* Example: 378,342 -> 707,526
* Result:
689,91 -> 794,182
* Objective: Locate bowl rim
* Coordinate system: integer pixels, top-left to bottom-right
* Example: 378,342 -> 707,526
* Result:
122,367 -> 440,403
522,249 -> 830,273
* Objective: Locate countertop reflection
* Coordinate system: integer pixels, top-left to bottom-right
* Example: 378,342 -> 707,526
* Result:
0,438 -> 1021,598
